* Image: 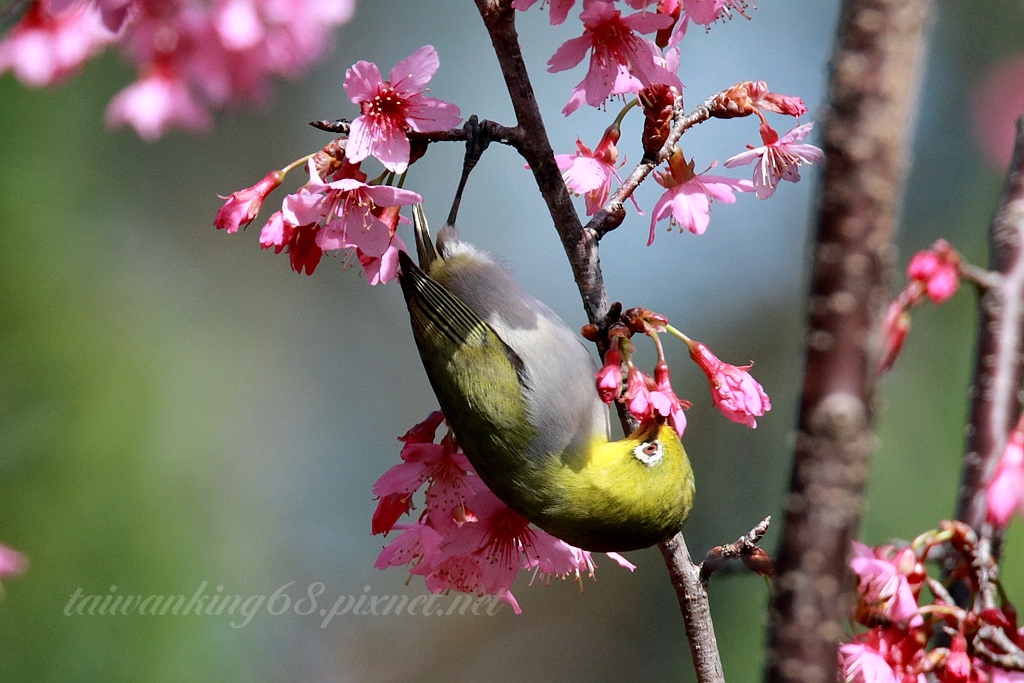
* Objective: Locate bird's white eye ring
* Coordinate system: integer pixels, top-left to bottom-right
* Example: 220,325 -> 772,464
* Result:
633,441 -> 663,466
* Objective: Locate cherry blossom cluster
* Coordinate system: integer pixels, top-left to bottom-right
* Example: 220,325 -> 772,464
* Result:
370,411 -> 635,614
840,522 -> 1024,682
878,239 -> 964,373
0,0 -> 356,140
214,45 -> 460,279
589,306 -> 771,436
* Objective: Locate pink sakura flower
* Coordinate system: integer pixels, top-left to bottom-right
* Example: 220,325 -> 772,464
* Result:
214,170 -> 284,234
725,122 -> 824,199
0,1 -> 112,87
688,341 -> 770,428
986,415 -> 1024,527
343,45 -> 462,174
371,412 -> 479,536
648,361 -> 688,437
548,0 -> 679,115
373,411 -> 631,613
839,626 -> 928,683
257,159 -> 420,281
877,300 -> 910,374
105,63 -> 212,141
0,542 -> 28,579
907,239 -> 961,304
648,148 -> 753,245
512,0 -> 577,25
683,0 -> 750,25
595,345 -> 624,403
971,55 -> 1024,171
258,209 -> 323,275
556,126 -> 624,215
849,541 -> 922,628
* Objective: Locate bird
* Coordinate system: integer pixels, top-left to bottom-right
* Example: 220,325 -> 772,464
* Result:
397,205 -> 694,552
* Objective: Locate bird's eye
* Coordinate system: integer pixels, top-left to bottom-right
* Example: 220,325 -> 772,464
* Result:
633,440 -> 663,466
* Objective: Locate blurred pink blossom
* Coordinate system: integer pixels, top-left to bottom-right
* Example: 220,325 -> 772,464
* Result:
971,56 -> 1024,171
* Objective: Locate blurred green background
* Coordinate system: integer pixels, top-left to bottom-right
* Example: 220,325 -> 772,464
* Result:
1,0 -> 1023,680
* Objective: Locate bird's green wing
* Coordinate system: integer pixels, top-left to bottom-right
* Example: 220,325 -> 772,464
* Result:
398,250 -> 533,447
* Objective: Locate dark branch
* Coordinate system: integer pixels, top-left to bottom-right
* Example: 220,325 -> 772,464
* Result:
955,114 -> 1024,557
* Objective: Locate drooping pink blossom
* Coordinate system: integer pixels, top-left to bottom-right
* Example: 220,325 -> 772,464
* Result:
849,541 -> 923,628
0,543 -> 28,579
595,345 -> 624,403
548,0 -> 679,115
648,361 -> 688,437
105,63 -> 213,141
907,239 -> 961,304
724,122 -> 824,199
683,0 -> 750,25
511,0 -> 577,25
555,126 -> 624,215
214,170 -> 284,234
343,45 -> 462,173
648,148 -> 753,244
688,341 -> 770,428
0,1 -> 112,87
5,0 -> 357,138
987,415 -> 1024,527
372,411 -> 632,613
877,300 -> 910,374
838,627 -> 928,683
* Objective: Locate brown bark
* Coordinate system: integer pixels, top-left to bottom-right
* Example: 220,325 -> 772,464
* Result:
765,1 -> 934,681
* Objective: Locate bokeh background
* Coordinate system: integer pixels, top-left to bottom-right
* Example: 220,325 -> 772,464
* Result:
2,0 -> 1023,680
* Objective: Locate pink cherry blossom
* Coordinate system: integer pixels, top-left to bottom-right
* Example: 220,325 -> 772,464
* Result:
214,170 -> 284,234
688,341 -> 770,428
512,0 -> 577,25
648,149 -> 753,244
0,1 -> 112,87
648,361 -> 688,437
4,0 -> 357,138
839,627 -> 928,683
724,122 -> 824,199
0,543 -> 28,578
595,345 -> 624,403
839,641 -> 899,683
105,64 -> 212,141
849,541 -> 922,628
971,55 -> 1024,171
256,204 -> 323,275
372,411 -> 632,612
987,416 -> 1024,527
547,0 -> 679,115
344,45 -> 462,174
555,126 -> 623,215
623,365 -> 654,422
877,300 -> 910,374
907,239 -> 961,304
683,0 -> 750,25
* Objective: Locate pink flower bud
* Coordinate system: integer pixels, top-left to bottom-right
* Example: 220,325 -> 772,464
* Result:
877,301 -> 910,374
689,342 -> 770,428
907,239 -> 960,304
214,170 -> 285,234
986,417 -> 1024,527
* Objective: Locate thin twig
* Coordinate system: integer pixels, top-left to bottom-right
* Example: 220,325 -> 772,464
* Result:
700,516 -> 773,584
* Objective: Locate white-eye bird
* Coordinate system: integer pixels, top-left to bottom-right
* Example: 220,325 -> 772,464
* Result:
397,206 -> 694,552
